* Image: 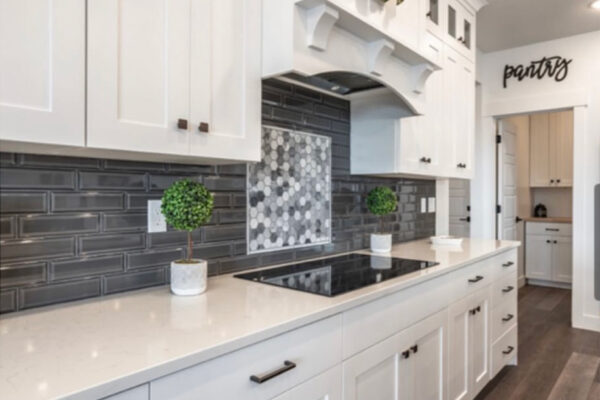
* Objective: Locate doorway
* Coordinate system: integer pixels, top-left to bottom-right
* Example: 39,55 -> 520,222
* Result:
449,179 -> 471,237
495,110 -> 574,290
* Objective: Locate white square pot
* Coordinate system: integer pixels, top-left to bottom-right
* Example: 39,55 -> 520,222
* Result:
170,260 -> 207,296
370,233 -> 392,253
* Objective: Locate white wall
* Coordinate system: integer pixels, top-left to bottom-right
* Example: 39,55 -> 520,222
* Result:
478,31 -> 600,332
531,188 -> 572,217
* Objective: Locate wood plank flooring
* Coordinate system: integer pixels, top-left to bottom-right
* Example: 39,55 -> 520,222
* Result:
475,285 -> 600,400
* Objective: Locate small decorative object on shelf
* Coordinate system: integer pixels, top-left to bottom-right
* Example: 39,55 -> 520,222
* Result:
161,179 -> 214,295
366,186 -> 398,253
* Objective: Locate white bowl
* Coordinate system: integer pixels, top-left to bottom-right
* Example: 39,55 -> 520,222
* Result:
430,235 -> 463,246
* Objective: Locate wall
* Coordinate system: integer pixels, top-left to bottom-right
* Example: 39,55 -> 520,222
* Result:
0,80 -> 436,313
477,31 -> 600,331
531,188 -> 572,217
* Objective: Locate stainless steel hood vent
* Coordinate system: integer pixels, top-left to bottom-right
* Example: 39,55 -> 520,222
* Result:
284,72 -> 384,96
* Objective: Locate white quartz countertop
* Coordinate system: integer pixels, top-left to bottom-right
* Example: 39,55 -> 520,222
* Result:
0,238 -> 519,400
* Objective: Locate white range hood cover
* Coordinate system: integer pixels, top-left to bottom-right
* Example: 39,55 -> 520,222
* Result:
263,0 -> 441,115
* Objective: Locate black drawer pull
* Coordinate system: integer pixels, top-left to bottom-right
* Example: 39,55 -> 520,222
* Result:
545,228 -> 559,232
502,346 -> 515,355
402,350 -> 411,359
502,261 -> 514,267
502,314 -> 514,322
502,286 -> 514,293
410,345 -> 418,354
250,361 -> 296,384
468,275 -> 484,283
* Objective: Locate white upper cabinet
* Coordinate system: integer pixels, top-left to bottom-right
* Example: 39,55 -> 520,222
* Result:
88,0 -> 261,163
0,0 -> 85,146
529,110 -> 573,187
87,0 -> 190,156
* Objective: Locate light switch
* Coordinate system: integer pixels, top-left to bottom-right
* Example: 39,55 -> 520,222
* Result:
421,198 -> 427,214
428,197 -> 436,213
147,200 -> 167,232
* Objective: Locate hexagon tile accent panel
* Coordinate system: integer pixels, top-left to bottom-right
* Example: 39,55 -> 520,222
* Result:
247,126 -> 332,254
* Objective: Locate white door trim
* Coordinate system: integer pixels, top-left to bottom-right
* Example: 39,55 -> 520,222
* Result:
479,93 -> 599,332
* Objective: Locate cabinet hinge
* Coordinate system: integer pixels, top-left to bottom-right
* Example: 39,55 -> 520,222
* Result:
496,204 -> 502,214
496,134 -> 502,144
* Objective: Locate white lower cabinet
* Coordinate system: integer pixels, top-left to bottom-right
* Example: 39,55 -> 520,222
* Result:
342,309 -> 446,400
447,287 -> 490,400
525,222 -> 572,284
130,249 -> 519,400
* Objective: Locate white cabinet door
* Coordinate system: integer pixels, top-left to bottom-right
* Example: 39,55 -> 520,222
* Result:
529,113 -> 551,187
447,295 -> 470,400
469,287 -> 490,396
187,0 -> 261,163
272,366 -> 342,400
343,324 -> 412,400
87,0 -> 190,155
421,0 -> 445,39
549,110 -> 573,187
408,310 -> 446,400
452,59 -> 474,178
552,236 -> 572,283
525,235 -> 552,280
343,309 -> 446,400
0,0 -> 85,146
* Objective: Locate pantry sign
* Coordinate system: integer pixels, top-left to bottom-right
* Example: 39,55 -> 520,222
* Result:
503,56 -> 572,88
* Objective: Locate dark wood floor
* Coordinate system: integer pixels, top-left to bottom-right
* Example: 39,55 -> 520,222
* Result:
476,285 -> 600,400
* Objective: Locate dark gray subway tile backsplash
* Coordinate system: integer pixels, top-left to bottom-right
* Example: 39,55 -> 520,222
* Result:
0,79 -> 435,313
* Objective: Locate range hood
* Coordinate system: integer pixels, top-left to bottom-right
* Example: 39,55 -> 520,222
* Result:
263,0 -> 441,115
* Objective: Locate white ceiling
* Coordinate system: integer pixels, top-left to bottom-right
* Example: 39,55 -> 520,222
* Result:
477,0 -> 600,52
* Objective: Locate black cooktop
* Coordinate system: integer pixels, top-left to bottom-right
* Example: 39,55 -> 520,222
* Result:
234,253 -> 438,297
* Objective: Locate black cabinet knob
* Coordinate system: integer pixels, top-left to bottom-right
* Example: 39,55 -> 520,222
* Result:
410,345 -> 418,354
402,350 -> 411,359
177,119 -> 188,130
550,179 -> 555,183
557,179 -> 561,183
198,122 -> 210,133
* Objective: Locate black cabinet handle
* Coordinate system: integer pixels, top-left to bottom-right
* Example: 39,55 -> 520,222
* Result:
502,314 -> 514,322
177,119 -> 188,130
515,216 -> 523,223
469,305 -> 481,315
250,361 -> 296,384
502,346 -> 515,355
410,345 -> 418,354
457,163 -> 467,168
502,286 -> 514,293
502,261 -> 514,267
420,157 -> 428,163
553,240 -> 557,244
459,216 -> 471,222
557,179 -> 561,183
550,179 -> 555,183
402,350 -> 411,359
198,122 -> 209,133
468,275 -> 484,283
545,228 -> 559,232
476,305 -> 481,313
546,239 -> 551,243
426,11 -> 432,18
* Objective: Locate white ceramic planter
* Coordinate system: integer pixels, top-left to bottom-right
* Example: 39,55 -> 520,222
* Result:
170,260 -> 207,296
370,233 -> 392,253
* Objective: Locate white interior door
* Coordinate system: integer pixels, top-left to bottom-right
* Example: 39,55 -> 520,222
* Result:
0,0 -> 85,146
497,120 -> 518,240
449,179 -> 471,237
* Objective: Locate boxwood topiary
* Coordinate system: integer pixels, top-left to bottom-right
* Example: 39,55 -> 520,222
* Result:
161,179 -> 213,262
366,186 -> 397,233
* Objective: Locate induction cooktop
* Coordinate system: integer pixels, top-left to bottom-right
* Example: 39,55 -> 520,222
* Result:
234,253 -> 439,297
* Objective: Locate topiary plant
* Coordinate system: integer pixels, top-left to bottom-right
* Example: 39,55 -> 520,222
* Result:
366,186 -> 397,234
161,179 -> 213,263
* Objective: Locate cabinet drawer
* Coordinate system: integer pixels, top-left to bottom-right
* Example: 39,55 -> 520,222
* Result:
491,296 -> 517,343
491,325 -> 517,378
343,270 -> 458,359
452,259 -> 493,298
489,249 -> 517,280
150,315 -> 342,400
526,223 -> 572,236
491,271 -> 517,308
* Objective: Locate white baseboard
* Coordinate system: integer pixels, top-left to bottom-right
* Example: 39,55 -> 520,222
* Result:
526,278 -> 571,289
